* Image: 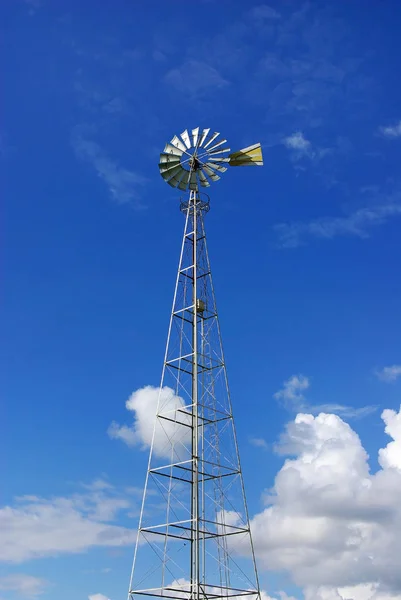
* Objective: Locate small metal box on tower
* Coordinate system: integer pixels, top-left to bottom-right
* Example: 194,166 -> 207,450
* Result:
196,299 -> 205,313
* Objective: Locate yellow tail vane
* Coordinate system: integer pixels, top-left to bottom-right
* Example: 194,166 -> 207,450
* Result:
229,143 -> 263,166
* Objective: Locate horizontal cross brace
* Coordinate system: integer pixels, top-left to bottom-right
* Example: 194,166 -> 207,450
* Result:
140,525 -> 250,541
149,467 -> 239,484
150,457 -> 237,474
130,589 -> 257,599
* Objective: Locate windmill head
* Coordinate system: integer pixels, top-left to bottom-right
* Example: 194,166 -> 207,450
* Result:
159,127 -> 263,192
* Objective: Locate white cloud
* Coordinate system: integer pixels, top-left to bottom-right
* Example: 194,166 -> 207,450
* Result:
304,583 -> 401,600
274,202 -> 401,248
283,132 -> 311,152
89,595 -> 111,600
0,574 -> 48,597
379,408 -> 401,470
302,583 -> 401,600
108,385 -> 191,458
273,375 -> 375,419
249,437 -> 269,449
164,60 -> 229,96
282,132 -> 333,170
274,375 -> 310,405
71,128 -> 147,206
309,403 -> 377,419
265,594 -> 298,600
0,481 -> 136,563
379,121 -> 401,138
232,407 -> 401,598
376,365 -> 401,383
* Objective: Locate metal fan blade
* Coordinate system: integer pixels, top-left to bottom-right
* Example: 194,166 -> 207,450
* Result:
189,171 -> 198,190
171,135 -> 187,153
208,156 -> 230,163
160,165 -> 184,180
167,168 -> 188,188
199,128 -> 210,147
202,165 -> 220,182
208,147 -> 231,156
198,170 -> 210,187
159,162 -> 182,174
203,132 -> 220,149
178,171 -> 190,190
192,127 -> 199,148
180,130 -> 191,149
159,153 -> 181,167
229,143 -> 263,166
163,143 -> 183,157
206,139 -> 227,153
206,161 -> 227,173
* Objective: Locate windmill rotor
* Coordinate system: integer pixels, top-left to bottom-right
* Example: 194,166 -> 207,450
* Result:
159,127 -> 263,192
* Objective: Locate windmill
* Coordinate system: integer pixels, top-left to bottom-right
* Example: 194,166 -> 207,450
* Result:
159,127 -> 263,191
127,128 -> 263,600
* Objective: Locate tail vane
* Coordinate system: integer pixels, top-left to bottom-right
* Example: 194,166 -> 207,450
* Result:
229,143 -> 263,166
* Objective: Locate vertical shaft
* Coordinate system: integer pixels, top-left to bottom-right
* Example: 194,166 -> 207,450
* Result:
191,190 -> 199,600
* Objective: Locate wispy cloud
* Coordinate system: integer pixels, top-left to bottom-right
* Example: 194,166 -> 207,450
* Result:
283,132 -> 311,152
164,60 -> 229,96
274,374 -> 309,407
309,403 -> 378,419
24,0 -> 42,15
379,120 -> 401,138
89,595 -> 110,600
0,480 -> 136,563
375,365 -> 401,383
249,437 -> 269,450
274,374 -> 377,419
282,131 -> 332,171
0,574 -> 48,597
72,129 -> 147,207
274,202 -> 401,248
249,5 -> 281,21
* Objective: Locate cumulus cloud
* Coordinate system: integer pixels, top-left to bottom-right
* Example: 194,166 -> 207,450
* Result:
375,365 -> 401,383
0,481 -> 136,563
273,375 -> 376,419
304,583 -> 401,600
232,407 -> 401,599
108,385 -> 191,458
0,574 -> 48,597
379,120 -> 401,138
379,408 -> 401,470
89,595 -> 111,600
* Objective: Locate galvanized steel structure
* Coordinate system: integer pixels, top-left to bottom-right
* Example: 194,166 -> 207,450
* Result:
128,129 -> 263,600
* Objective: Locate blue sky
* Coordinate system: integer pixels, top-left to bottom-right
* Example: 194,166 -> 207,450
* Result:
2,1 -> 401,599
